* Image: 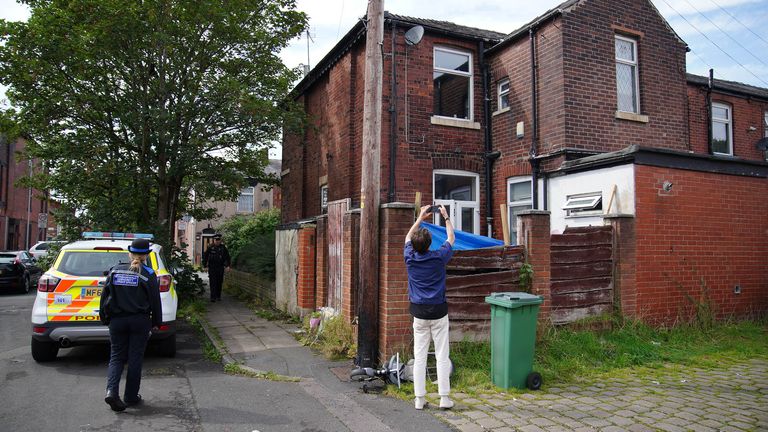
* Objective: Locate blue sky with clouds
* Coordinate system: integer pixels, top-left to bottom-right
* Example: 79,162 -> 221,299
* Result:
1,0 -> 766,158
1,0 -> 765,88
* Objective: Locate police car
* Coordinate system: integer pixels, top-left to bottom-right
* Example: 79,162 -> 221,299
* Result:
30,232 -> 178,362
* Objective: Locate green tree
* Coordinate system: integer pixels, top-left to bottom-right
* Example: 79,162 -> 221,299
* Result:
0,0 -> 306,245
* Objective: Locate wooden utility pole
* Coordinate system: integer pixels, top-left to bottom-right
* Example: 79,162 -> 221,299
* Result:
357,0 -> 384,368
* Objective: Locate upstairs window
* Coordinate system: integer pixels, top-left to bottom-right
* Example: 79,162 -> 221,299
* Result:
433,47 -> 472,120
498,79 -> 510,111
711,102 -> 733,156
764,111 -> 768,160
615,35 -> 640,114
237,186 -> 255,213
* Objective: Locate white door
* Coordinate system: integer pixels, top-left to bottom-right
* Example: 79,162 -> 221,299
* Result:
433,199 -> 479,234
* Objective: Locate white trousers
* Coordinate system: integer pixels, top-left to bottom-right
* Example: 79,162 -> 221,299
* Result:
412,314 -> 451,397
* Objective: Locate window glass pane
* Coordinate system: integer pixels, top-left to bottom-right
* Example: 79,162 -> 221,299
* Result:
509,181 -> 531,203
499,81 -> 510,93
616,63 -> 637,112
435,50 -> 470,73
712,122 -> 730,154
433,73 -> 470,118
434,174 -> 476,201
237,187 -> 254,213
712,106 -> 729,120
615,38 -> 634,62
764,112 -> 768,136
500,93 -> 509,109
461,207 -> 474,233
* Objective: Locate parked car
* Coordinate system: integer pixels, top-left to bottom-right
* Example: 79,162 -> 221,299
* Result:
0,251 -> 43,294
28,240 -> 67,259
30,232 -> 178,362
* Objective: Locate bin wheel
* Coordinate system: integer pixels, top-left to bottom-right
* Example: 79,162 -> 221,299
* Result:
526,372 -> 542,390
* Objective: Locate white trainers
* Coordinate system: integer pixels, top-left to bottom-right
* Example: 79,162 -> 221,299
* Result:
414,397 -> 426,410
439,397 -> 454,410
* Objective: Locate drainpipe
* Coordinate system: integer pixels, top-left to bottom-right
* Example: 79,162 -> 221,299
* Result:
529,27 -> 539,209
707,68 -> 713,154
388,21 -> 398,202
479,41 -> 499,237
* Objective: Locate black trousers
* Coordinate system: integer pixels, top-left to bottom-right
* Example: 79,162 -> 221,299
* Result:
209,267 -> 224,300
106,314 -> 151,401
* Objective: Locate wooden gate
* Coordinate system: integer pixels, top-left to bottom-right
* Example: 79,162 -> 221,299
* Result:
550,226 -> 613,324
326,199 -> 349,312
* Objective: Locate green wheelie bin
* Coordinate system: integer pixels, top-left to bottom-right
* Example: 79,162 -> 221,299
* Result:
485,292 -> 544,390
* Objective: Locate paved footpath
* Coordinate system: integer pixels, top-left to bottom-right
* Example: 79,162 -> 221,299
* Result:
429,359 -> 767,432
200,279 -> 767,431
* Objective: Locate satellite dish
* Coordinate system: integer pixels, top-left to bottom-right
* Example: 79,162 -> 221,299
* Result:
755,137 -> 768,151
404,25 -> 424,46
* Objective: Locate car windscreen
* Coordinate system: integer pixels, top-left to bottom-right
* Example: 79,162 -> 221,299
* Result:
0,253 -> 17,263
57,251 -> 130,276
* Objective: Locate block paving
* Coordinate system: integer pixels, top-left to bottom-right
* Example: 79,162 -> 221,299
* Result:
426,359 -> 767,431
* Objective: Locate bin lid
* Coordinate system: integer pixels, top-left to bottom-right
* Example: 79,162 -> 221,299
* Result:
485,292 -> 543,308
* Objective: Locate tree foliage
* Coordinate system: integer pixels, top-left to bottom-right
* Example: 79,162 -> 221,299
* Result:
0,0 -> 307,246
218,207 -> 279,260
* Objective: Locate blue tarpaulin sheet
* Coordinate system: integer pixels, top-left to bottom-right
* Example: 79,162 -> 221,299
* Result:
421,222 -> 505,251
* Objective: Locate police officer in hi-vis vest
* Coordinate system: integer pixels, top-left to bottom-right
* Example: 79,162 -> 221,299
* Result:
100,238 -> 162,412
202,233 -> 230,302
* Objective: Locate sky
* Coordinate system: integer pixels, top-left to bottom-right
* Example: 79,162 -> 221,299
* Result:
1,0 -> 767,158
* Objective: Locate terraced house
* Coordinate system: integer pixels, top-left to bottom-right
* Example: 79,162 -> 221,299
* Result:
278,0 -> 768,357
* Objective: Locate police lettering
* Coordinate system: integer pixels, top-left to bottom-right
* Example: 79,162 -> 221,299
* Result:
73,315 -> 99,321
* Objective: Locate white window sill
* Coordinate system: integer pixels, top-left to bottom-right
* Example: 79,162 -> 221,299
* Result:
615,111 -> 649,123
431,116 -> 481,130
492,107 -> 511,117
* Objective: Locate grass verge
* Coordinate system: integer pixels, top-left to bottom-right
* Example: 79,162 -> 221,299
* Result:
178,298 -> 222,363
388,317 -> 767,399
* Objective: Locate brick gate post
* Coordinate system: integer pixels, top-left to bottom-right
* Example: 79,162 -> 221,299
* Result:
517,210 -> 551,323
604,214 -> 637,320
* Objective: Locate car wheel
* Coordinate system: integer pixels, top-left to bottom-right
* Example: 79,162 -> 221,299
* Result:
157,334 -> 176,358
20,275 -> 31,294
31,338 -> 59,362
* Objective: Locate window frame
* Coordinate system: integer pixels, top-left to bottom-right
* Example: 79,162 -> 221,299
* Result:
507,177 -> 533,244
497,78 -> 510,111
236,186 -> 255,213
763,111 -> 768,160
615,35 -> 640,114
563,192 -> 603,217
432,169 -> 480,234
320,184 -> 328,214
711,102 -> 733,156
433,46 -> 473,121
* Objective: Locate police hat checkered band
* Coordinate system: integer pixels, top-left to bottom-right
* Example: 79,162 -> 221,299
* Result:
128,238 -> 151,254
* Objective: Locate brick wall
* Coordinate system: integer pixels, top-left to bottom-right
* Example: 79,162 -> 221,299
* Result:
517,211 -> 552,323
224,269 -> 276,305
296,226 -> 316,313
634,165 -> 768,324
377,203 -> 414,359
606,215 -> 638,320
687,85 -> 768,160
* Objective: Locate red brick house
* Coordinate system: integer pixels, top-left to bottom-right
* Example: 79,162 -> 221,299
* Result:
0,135 -> 58,250
278,0 -> 768,354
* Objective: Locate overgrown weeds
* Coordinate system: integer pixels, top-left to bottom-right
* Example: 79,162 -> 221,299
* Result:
299,314 -> 357,360
391,317 -> 767,398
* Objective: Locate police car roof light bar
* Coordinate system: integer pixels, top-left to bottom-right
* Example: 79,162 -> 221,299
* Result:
82,232 -> 154,240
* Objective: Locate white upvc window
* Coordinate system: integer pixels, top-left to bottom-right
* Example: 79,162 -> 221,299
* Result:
763,111 -> 768,160
711,102 -> 733,156
433,47 -> 473,120
320,184 -> 328,214
498,78 -> 510,111
615,35 -> 640,114
432,169 -> 480,234
237,186 -> 255,213
563,192 -> 603,217
507,177 -> 532,244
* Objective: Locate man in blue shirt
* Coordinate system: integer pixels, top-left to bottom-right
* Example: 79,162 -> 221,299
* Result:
404,204 -> 455,410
